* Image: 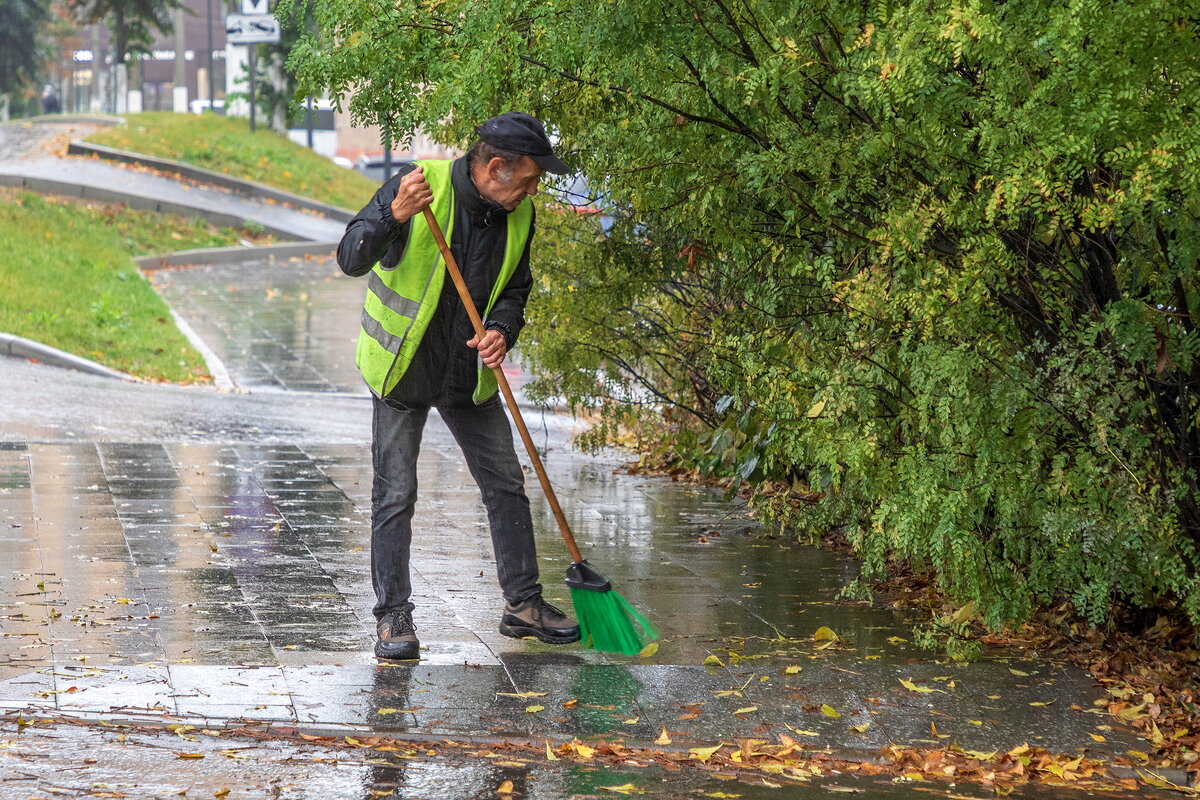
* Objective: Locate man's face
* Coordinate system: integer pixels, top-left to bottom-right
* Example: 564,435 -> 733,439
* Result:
481,156 -> 543,210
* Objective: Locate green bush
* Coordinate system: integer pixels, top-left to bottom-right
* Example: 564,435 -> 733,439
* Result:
287,0 -> 1200,630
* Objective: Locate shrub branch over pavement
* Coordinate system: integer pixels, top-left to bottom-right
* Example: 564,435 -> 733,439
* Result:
284,0 -> 1200,632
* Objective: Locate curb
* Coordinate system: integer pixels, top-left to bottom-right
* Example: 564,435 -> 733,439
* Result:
165,307 -> 235,392
1,114 -> 124,127
0,333 -> 138,382
0,173 -> 304,240
134,241 -> 336,270
68,140 -> 355,223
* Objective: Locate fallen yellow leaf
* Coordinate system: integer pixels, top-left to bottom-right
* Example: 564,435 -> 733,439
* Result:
690,744 -> 724,762
638,642 -> 659,659
545,741 -> 558,760
813,626 -> 838,642
784,665 -> 802,675
525,705 -> 545,713
733,706 -> 757,715
599,784 -> 643,795
497,780 -> 515,795
820,704 -> 841,719
786,725 -> 819,736
898,678 -> 941,694
1138,770 -> 1196,793
850,723 -> 870,733
1088,733 -> 1107,742
655,728 -> 672,745
177,752 -> 204,759
497,691 -> 548,698
703,655 -> 725,667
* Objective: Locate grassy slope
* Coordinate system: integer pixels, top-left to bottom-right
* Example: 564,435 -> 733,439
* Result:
0,191 -> 273,383
86,112 -> 379,212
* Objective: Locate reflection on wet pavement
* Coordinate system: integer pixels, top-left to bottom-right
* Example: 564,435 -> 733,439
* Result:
0,429 -> 1139,756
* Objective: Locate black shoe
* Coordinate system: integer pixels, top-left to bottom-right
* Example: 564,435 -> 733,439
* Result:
499,595 -> 580,644
375,609 -> 420,660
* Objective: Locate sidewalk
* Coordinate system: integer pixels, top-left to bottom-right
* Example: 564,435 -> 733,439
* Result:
0,121 -> 345,242
0,363 -> 1144,764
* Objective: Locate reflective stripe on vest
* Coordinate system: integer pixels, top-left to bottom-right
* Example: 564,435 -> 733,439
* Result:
354,159 -> 534,402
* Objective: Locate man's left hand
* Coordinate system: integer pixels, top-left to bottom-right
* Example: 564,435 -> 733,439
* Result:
467,330 -> 507,369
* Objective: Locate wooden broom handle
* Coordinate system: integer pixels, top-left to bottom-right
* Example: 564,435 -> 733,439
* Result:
421,207 -> 584,564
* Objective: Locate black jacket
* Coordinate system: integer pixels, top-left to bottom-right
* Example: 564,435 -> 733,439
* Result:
337,156 -> 534,408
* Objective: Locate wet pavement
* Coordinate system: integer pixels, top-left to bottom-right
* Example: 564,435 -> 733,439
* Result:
0,356 -> 1144,763
0,120 -> 102,161
0,120 -> 1165,796
147,255 -> 539,401
148,257 -> 367,394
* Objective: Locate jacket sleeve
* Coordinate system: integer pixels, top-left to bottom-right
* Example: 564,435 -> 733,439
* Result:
485,208 -> 535,349
336,165 -> 416,277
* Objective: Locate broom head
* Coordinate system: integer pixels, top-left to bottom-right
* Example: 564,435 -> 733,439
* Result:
566,560 -> 657,656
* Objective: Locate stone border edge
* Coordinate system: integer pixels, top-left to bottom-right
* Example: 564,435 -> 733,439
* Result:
0,173 -> 305,240
0,332 -> 138,382
68,139 -> 356,223
1,113 -> 124,127
134,241 -> 336,270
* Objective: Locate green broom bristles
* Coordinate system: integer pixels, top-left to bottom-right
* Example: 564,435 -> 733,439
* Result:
571,586 -> 658,656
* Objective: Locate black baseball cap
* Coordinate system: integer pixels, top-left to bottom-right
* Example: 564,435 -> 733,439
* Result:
476,112 -> 569,174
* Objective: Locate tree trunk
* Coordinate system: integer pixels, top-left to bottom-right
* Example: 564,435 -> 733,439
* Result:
110,6 -> 125,113
267,50 -> 287,131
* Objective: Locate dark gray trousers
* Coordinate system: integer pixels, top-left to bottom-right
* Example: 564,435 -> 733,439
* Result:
370,394 -> 542,620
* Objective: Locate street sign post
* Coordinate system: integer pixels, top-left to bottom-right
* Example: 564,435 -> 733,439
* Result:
225,14 -> 280,44
225,8 -> 278,132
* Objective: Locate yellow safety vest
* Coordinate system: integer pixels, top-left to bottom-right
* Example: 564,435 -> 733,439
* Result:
355,159 -> 533,403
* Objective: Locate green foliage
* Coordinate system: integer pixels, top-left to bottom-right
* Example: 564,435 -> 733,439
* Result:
285,0 -> 1200,631
69,0 -> 179,66
0,0 -> 51,96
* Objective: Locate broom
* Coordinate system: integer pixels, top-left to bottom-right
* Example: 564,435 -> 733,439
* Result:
422,206 -> 657,656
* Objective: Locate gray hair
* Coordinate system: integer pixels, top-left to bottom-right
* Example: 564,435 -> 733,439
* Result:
468,140 -> 524,182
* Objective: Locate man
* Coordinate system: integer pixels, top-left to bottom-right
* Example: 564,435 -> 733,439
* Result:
337,112 -> 580,660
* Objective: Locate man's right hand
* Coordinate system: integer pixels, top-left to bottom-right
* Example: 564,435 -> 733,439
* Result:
389,165 -> 433,224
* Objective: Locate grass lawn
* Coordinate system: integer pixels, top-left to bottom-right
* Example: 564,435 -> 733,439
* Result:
86,112 -> 380,212
0,190 -> 274,383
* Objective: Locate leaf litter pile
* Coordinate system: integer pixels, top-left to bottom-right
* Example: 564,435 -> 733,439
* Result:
4,713 -> 1189,797
629,458 -> 1200,786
